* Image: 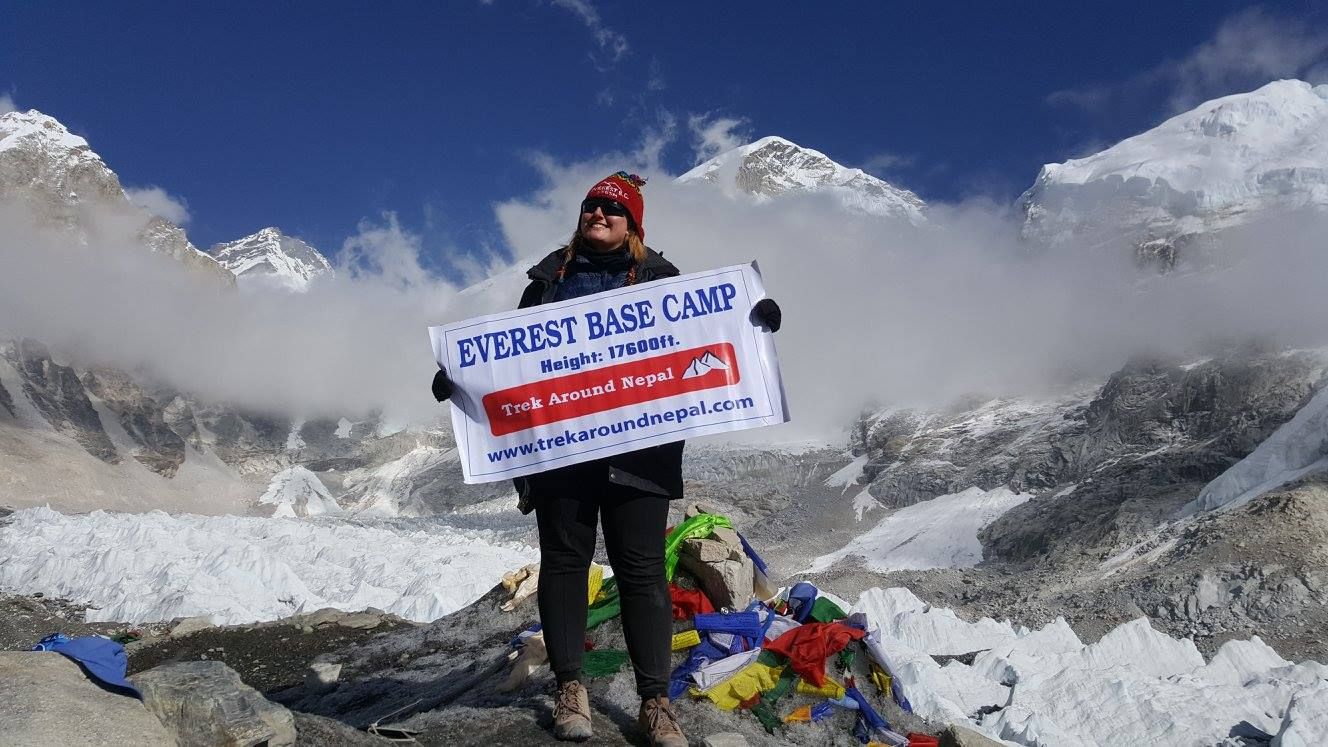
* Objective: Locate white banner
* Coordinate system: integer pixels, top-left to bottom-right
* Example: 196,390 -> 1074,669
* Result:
429,262 -> 789,483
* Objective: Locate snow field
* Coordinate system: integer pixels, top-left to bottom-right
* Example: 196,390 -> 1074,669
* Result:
807,486 -> 1030,572
0,507 -> 536,625
854,587 -> 1328,746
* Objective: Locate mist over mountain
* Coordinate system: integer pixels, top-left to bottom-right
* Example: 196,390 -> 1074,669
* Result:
7,86 -> 1328,434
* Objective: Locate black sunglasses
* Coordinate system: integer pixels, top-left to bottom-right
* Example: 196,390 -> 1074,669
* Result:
581,198 -> 630,218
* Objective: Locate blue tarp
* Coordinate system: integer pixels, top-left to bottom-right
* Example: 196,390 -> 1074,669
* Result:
32,633 -> 141,699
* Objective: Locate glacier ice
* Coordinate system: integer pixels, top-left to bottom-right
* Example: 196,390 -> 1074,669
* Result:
0,506 -> 536,625
852,588 -> 1328,746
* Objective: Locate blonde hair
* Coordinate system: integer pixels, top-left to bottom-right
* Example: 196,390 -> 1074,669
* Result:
564,230 -> 647,265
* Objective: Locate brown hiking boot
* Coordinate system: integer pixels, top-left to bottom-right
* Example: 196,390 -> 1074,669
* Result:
638,695 -> 687,747
553,680 -> 593,741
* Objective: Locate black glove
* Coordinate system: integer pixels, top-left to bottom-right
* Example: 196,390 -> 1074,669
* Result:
751,298 -> 782,332
431,368 -> 455,402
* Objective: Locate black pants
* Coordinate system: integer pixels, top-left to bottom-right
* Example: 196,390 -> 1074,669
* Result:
535,486 -> 672,699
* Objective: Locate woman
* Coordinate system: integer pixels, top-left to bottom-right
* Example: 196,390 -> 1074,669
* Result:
434,172 -> 781,745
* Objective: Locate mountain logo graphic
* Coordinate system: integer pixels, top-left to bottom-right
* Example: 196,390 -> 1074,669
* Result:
682,350 -> 731,379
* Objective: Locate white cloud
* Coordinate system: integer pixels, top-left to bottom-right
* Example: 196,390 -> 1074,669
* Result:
647,58 -> 666,91
489,152 -> 1328,442
0,94 -> 16,116
8,125 -> 1328,444
687,114 -> 750,165
1050,8 -> 1328,114
124,186 -> 191,226
550,0 -> 628,63
860,151 -> 915,179
1167,8 -> 1328,110
0,199 -> 465,421
635,111 -> 677,174
336,212 -> 433,291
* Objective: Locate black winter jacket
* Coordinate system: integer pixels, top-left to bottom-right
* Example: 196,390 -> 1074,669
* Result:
513,246 -> 685,513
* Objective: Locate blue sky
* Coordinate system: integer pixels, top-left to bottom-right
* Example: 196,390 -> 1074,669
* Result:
4,1 -> 1327,275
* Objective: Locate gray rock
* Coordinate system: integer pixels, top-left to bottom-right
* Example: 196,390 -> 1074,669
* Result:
133,660 -> 297,747
170,614 -> 216,637
939,723 -> 1004,747
302,607 -> 347,627
1194,573 -> 1230,612
0,651 -> 175,747
337,611 -> 386,630
702,733 -> 752,747
292,711 -> 390,746
678,530 -> 754,610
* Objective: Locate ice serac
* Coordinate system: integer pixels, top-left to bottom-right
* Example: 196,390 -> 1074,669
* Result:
850,587 -> 1328,747
0,506 -> 537,624
258,466 -> 342,517
677,135 -> 926,223
210,227 -> 333,292
0,109 -> 234,286
1020,80 -> 1328,262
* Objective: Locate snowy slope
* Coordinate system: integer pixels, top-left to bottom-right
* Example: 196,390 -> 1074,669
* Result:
807,486 -> 1030,572
210,227 -> 333,292
1022,80 -> 1328,246
1181,380 -> 1328,515
678,136 -> 926,223
0,507 -> 536,624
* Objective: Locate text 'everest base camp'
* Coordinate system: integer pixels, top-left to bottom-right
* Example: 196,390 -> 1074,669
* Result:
4,79 -> 1328,746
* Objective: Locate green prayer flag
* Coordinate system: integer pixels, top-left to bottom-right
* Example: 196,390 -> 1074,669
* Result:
582,649 -> 630,678
808,596 -> 848,623
663,513 -> 734,581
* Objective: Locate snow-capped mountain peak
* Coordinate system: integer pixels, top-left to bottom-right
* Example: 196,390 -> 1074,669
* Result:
0,108 -> 234,285
0,109 -> 99,164
677,135 -> 926,223
210,226 -> 333,292
1020,79 -> 1328,251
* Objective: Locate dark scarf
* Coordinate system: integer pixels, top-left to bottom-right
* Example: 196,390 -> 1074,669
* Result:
573,246 -> 634,273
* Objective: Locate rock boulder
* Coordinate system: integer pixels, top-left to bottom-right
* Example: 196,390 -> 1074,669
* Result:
132,659 -> 297,747
0,651 -> 175,747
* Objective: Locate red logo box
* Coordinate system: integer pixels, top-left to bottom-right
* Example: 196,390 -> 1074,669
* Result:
482,343 -> 740,436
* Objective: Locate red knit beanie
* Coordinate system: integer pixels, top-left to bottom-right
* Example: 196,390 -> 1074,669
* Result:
584,171 -> 646,242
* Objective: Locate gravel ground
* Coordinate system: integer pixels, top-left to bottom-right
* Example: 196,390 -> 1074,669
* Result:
0,592 -> 161,651
126,617 -> 413,694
